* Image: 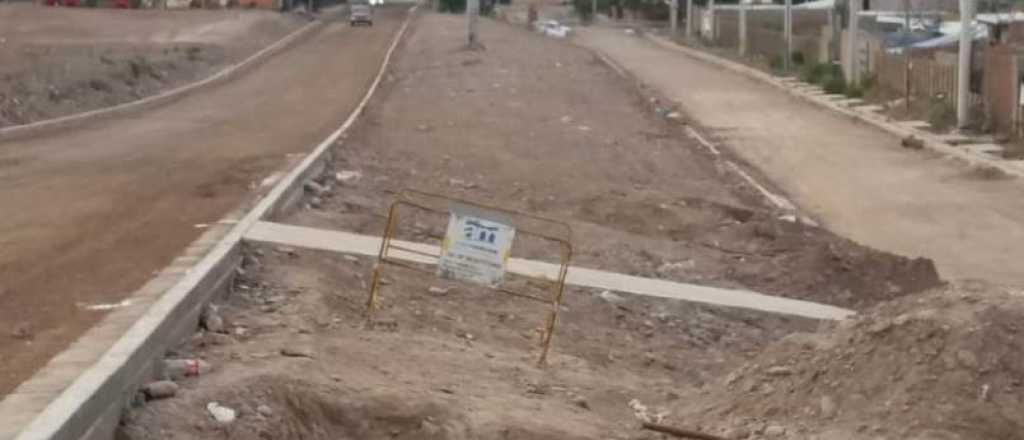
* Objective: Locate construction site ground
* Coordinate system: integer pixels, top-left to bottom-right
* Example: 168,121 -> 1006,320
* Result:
0,5 -> 409,396
112,14 -> 1024,440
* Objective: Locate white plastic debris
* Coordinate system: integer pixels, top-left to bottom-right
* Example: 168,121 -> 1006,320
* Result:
207,402 -> 236,424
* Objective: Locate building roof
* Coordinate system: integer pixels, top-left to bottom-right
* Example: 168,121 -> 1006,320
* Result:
976,12 -> 1024,25
911,24 -> 988,48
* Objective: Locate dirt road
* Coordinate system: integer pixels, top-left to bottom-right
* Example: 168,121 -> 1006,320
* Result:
577,27 -> 1024,287
0,6 -> 408,396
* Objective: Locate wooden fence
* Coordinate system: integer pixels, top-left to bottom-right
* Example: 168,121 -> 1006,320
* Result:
876,52 -> 959,103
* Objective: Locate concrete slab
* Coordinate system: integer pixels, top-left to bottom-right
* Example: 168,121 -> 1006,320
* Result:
853,104 -> 885,112
962,143 -> 1006,157
897,120 -> 932,129
936,134 -> 975,145
244,221 -> 855,321
836,98 -> 864,107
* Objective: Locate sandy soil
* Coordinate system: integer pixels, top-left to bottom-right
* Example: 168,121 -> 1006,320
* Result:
0,3 -> 307,127
0,6 -> 408,397
576,27 -> 1024,288
120,14 -> 951,440
675,282 -> 1024,440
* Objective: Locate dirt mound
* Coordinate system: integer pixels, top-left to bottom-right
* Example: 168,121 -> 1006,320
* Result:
0,45 -> 227,128
710,214 -> 943,309
121,374 -> 596,440
674,284 -> 1024,440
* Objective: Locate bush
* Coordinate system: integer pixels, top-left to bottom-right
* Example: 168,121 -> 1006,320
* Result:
927,99 -> 957,131
573,0 -> 594,20
791,51 -> 805,66
440,0 -> 494,14
823,76 -> 847,94
845,85 -> 864,98
769,55 -> 784,71
438,0 -> 464,12
800,62 -> 831,84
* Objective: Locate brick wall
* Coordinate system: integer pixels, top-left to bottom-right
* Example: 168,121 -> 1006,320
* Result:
982,44 -> 1021,136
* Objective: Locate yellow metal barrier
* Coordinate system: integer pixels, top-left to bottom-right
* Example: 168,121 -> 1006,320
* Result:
365,189 -> 573,365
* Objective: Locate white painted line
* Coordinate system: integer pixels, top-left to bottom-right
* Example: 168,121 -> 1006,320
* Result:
590,41 -> 811,224
244,221 -> 855,321
724,161 -> 797,212
685,126 -> 721,156
79,300 -> 133,312
685,125 -> 814,226
594,51 -> 628,78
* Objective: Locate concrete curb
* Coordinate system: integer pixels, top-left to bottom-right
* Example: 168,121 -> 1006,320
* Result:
641,33 -> 1024,179
0,5 -> 418,440
0,16 -> 323,143
585,42 -> 818,226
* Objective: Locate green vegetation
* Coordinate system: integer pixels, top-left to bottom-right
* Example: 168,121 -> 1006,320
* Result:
823,75 -> 847,94
790,51 -> 805,66
799,62 -> 838,84
438,0 -> 497,14
797,61 -> 869,98
574,0 -> 666,21
927,98 -> 957,131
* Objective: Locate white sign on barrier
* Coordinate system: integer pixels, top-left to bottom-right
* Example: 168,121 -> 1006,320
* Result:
438,205 -> 515,287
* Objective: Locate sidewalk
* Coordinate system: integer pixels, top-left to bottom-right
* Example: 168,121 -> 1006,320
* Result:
577,26 -> 1024,286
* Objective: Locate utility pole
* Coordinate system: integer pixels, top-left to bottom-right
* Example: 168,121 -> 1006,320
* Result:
739,2 -> 748,56
592,0 -> 597,23
846,0 -> 861,84
708,0 -> 715,40
671,0 -> 679,36
830,5 -> 840,61
784,0 -> 793,71
467,0 -> 480,48
957,0 -> 974,127
903,0 -> 912,112
686,0 -> 694,39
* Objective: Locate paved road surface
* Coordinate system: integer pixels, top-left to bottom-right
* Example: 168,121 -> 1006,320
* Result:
0,8 -> 407,396
577,27 -> 1024,288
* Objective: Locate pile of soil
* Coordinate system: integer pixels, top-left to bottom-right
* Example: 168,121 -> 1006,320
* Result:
673,283 -> 1024,440
694,214 -> 942,309
0,44 -> 227,127
122,374 -> 591,440
0,4 -> 306,127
